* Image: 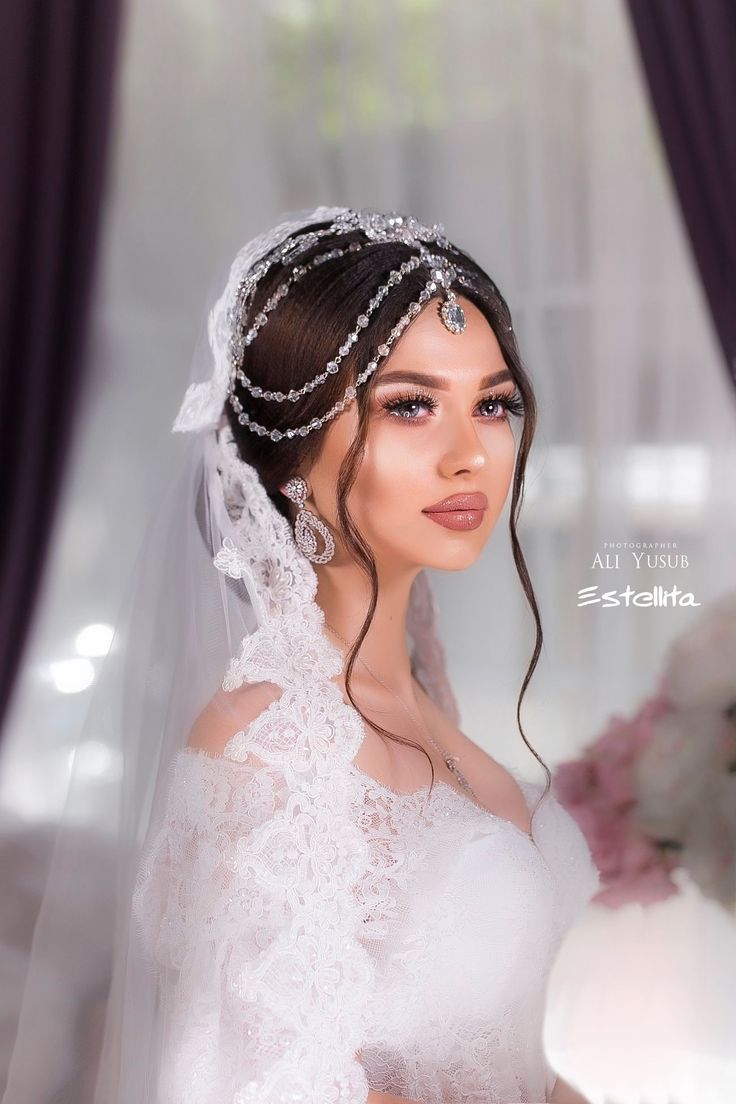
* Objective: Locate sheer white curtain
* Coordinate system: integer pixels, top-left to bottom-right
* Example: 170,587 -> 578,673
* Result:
1,0 -> 734,1042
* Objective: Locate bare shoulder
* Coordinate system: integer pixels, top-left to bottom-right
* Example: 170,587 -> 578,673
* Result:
187,681 -> 283,756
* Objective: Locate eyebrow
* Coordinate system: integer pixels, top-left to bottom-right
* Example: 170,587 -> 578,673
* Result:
374,368 -> 514,390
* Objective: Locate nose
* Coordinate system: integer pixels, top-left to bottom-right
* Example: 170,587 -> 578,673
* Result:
437,419 -> 488,479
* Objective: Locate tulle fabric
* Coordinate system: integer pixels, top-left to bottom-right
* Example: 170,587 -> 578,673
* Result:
1,421 -> 263,1102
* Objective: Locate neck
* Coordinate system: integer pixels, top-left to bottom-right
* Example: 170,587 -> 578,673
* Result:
314,558 -> 420,700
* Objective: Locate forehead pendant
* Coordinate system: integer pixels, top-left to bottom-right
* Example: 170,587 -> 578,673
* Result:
440,290 -> 466,334
425,259 -> 466,334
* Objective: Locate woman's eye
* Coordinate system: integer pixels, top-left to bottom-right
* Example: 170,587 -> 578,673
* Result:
389,399 -> 432,419
479,397 -> 508,419
380,391 -> 438,420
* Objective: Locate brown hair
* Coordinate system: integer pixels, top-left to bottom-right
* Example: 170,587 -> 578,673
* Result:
225,219 -> 551,827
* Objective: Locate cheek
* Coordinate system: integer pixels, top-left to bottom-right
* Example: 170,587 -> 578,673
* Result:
350,431 -> 428,522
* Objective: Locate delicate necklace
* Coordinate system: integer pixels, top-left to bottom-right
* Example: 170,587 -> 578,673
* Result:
324,621 -> 481,803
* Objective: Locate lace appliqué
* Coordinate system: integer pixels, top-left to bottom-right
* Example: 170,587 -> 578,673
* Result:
132,683 -> 376,1104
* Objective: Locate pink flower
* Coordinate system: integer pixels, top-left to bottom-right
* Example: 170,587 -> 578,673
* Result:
553,760 -> 596,806
552,689 -> 684,908
591,757 -> 636,807
594,865 -> 679,907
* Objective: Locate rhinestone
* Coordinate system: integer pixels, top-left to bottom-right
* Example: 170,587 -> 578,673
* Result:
298,426 -> 309,436
357,315 -> 368,327
273,391 -> 283,401
264,391 -> 273,400
238,413 -> 246,424
345,385 -> 357,399
288,389 -> 298,400
441,299 -> 466,334
377,344 -> 390,357
252,386 -> 262,397
339,344 -> 350,356
270,429 -> 282,441
309,418 -> 320,429
367,360 -> 377,371
326,361 -> 339,374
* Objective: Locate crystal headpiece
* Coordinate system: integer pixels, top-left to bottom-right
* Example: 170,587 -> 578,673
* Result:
228,208 -> 480,443
173,207 -> 488,441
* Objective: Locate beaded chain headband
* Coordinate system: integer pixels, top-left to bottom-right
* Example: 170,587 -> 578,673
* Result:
226,208 -> 484,443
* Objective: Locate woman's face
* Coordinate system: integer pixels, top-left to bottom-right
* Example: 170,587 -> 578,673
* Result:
302,294 -> 522,575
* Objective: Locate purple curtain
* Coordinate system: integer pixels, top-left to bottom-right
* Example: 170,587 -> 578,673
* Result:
0,2 -> 124,736
627,0 -> 736,388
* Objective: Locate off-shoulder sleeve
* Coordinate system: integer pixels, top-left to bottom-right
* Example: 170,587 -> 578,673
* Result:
131,686 -> 374,1104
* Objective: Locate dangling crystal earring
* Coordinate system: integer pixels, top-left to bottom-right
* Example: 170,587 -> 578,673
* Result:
281,476 -> 336,564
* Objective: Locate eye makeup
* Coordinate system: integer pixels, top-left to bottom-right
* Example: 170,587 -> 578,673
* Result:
377,385 -> 525,423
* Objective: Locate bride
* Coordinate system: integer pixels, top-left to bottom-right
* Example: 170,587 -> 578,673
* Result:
3,206 -> 599,1104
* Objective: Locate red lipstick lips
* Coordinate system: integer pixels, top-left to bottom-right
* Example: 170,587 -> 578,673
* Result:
422,492 -> 488,531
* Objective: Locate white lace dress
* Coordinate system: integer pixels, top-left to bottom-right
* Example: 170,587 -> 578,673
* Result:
132,663 -> 600,1104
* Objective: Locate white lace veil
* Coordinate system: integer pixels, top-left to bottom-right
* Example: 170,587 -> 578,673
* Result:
2,205 -> 461,1103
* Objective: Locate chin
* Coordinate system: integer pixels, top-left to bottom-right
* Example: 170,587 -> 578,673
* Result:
428,549 -> 486,572
375,519 -> 494,574
418,535 -> 489,573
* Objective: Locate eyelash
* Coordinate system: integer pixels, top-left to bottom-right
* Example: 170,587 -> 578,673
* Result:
378,387 -> 525,423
